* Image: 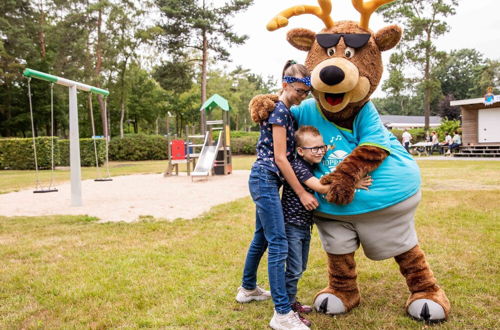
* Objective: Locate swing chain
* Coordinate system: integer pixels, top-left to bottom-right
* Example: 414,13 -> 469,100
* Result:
27,78 -> 41,190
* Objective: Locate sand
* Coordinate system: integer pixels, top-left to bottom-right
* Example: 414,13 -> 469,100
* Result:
0,170 -> 251,222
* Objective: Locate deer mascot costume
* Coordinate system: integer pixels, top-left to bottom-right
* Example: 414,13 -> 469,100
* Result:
250,0 -> 450,323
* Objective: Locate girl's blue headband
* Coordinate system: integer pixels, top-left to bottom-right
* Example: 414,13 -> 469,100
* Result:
282,76 -> 312,87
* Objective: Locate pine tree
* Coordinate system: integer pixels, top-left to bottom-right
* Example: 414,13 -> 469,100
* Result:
379,0 -> 458,129
155,0 -> 253,133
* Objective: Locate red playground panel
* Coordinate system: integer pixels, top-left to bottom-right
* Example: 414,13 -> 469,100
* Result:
171,140 -> 186,160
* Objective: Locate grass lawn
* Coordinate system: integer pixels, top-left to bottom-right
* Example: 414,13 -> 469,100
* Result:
0,158 -> 499,328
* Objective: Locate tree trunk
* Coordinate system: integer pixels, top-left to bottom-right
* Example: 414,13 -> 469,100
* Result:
424,30 -> 431,130
3,84 -> 12,136
118,55 -> 130,139
120,101 -> 125,138
94,6 -> 108,138
200,28 -> 208,135
38,10 -> 46,59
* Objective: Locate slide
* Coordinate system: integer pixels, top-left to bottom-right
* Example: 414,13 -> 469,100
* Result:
191,132 -> 222,177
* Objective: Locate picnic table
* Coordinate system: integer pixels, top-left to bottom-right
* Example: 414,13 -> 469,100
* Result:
409,142 -> 433,156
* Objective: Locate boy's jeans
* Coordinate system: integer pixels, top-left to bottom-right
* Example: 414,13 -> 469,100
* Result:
285,223 -> 311,304
242,166 -> 291,314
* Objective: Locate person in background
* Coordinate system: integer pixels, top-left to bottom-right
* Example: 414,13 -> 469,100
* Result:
425,131 -> 431,142
430,131 -> 440,154
447,131 -> 462,154
442,132 -> 452,154
401,129 -> 412,153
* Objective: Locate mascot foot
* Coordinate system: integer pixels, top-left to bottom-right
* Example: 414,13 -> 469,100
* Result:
407,299 -> 446,323
313,293 -> 346,315
395,245 -> 450,322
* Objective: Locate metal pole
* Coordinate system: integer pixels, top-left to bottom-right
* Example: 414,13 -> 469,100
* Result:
69,85 -> 82,206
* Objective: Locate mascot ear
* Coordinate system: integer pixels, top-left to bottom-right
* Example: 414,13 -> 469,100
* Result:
287,28 -> 316,51
374,25 -> 402,52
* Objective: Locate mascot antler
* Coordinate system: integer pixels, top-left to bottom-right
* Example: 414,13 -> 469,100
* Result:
266,0 -> 395,32
266,0 -> 334,31
352,0 -> 394,29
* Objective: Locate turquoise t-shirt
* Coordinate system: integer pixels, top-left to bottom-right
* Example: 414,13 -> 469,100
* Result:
291,99 -> 421,215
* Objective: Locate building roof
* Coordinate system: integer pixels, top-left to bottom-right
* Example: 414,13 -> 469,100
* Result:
450,96 -> 500,107
380,115 -> 442,128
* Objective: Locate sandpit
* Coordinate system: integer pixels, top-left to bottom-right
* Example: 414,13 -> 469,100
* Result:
0,170 -> 251,222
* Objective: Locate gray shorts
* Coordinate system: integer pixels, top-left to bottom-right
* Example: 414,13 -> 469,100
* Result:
314,190 -> 421,260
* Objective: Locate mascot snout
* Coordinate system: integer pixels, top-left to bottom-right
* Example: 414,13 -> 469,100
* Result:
312,58 -> 370,113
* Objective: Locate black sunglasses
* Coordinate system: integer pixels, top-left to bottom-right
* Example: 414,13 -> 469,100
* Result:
316,33 -> 371,49
301,145 -> 327,154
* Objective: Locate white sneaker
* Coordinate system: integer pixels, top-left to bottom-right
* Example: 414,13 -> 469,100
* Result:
235,286 -> 271,303
269,310 -> 310,330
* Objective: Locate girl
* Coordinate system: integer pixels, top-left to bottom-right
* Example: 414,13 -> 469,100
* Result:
236,60 -> 315,330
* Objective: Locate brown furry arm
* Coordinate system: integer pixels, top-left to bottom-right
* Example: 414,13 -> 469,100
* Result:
320,145 -> 388,204
249,94 -> 279,123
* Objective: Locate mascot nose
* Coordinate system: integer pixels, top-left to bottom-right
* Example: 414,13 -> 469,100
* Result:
319,66 -> 345,86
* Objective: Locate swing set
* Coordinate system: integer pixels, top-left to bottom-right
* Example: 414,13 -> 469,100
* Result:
23,68 -> 111,206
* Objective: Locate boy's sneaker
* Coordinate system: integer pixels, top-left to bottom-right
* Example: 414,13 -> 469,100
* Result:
291,301 -> 313,314
269,310 -> 310,330
235,286 -> 271,303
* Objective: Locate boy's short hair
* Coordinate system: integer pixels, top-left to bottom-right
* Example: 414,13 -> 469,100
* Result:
295,125 -> 321,147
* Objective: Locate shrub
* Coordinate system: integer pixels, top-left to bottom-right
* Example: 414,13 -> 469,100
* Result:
231,135 -> 258,155
436,119 -> 461,139
58,139 -> 106,167
0,137 -> 59,170
108,134 -> 167,161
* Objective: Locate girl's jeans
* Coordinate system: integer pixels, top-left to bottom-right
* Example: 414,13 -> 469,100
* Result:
285,223 -> 311,304
241,166 -> 291,314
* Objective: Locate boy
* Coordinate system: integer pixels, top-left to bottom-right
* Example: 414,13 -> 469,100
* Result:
282,126 -> 372,326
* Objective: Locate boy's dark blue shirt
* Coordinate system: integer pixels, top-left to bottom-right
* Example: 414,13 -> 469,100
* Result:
282,155 -> 316,227
253,101 -> 297,179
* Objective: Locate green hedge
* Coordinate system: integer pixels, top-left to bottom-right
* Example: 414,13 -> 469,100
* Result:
212,131 -> 258,155
231,135 -> 258,155
0,133 -> 258,169
0,137 -> 60,170
108,134 -> 167,161
58,139 -> 106,167
0,137 -> 107,170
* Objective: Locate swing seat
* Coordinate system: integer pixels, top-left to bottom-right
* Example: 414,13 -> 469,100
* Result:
33,188 -> 59,194
94,178 -> 113,182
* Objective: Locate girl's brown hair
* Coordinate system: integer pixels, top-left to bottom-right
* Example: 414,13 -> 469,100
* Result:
279,60 -> 310,96
282,60 -> 310,78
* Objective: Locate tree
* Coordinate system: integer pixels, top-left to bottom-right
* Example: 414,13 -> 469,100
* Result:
126,64 -> 167,134
104,1 -> 161,137
436,94 -> 459,120
380,0 -> 458,129
474,59 -> 500,96
155,0 -> 253,133
434,49 -> 486,100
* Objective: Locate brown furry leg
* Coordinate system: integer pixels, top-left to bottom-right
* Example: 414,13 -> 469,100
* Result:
395,245 -> 450,319
315,252 -> 360,312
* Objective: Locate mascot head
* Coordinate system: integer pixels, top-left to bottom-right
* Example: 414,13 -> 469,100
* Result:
267,0 -> 402,119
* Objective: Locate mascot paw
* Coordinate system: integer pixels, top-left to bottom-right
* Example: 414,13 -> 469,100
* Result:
407,299 -> 446,323
313,293 -> 346,315
249,94 -> 279,123
326,182 -> 355,205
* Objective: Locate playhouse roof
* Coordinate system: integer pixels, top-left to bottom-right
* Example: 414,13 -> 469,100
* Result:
200,94 -> 230,112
